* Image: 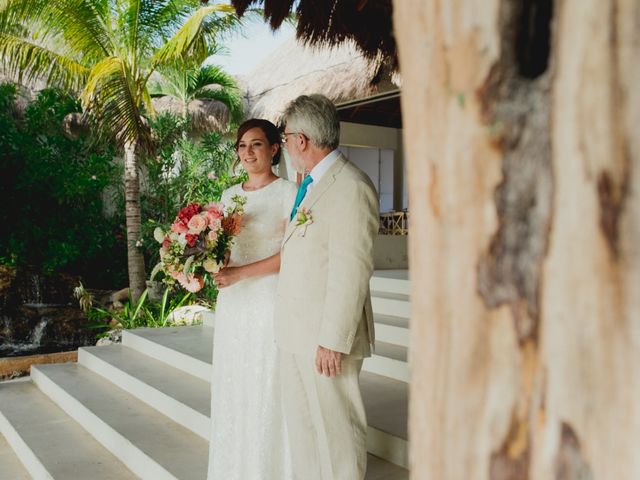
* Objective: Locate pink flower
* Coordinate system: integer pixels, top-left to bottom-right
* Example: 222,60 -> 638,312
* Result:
206,212 -> 222,231
177,273 -> 204,293
207,230 -> 219,242
207,172 -> 217,180
187,213 -> 207,234
203,202 -> 224,217
171,220 -> 189,234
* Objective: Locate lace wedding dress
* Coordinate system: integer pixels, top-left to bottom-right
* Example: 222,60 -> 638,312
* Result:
208,178 -> 297,480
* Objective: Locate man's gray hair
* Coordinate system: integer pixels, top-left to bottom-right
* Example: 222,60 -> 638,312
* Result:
283,94 -> 340,150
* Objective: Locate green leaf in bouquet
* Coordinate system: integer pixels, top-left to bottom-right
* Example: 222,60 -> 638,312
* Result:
183,255 -> 195,276
150,262 -> 163,281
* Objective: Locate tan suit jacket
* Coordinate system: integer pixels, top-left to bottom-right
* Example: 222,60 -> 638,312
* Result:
275,154 -> 379,358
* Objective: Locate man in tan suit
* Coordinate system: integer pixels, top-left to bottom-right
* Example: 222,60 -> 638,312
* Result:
275,94 -> 379,480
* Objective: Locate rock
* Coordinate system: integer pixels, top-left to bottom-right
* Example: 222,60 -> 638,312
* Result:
167,305 -> 209,326
96,329 -> 122,346
146,280 -> 165,302
110,288 -> 130,304
1,268 -> 100,357
0,351 -> 78,380
0,265 -> 17,295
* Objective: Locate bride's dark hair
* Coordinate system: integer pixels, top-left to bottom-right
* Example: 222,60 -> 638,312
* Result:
235,118 -> 282,166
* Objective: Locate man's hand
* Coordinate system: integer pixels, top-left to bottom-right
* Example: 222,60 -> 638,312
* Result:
315,346 -> 342,377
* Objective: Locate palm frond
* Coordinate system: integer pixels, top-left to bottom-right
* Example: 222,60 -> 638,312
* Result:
147,76 -> 185,101
136,0 -> 193,45
81,56 -> 150,149
0,33 -> 88,91
151,4 -> 236,67
123,0 -> 191,60
199,9 -> 245,44
191,64 -> 237,92
0,0 -> 113,60
141,85 -> 156,117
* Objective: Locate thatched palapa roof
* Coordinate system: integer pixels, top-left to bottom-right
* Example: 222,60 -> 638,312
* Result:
151,96 -> 232,133
227,0 -> 397,71
0,70 -> 235,134
239,38 -> 399,124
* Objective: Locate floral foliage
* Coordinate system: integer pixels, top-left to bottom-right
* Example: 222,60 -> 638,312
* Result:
152,195 -> 246,293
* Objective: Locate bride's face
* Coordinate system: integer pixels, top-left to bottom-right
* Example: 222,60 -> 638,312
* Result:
236,127 -> 278,175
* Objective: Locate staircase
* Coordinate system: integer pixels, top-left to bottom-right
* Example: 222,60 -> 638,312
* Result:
0,270 -> 410,479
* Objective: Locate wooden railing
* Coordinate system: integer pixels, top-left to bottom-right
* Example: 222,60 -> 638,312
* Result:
379,211 -> 409,235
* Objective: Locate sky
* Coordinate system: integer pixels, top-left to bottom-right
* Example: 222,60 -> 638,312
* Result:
207,18 -> 295,76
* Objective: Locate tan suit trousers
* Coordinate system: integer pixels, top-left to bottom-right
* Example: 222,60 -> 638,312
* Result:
279,350 -> 368,480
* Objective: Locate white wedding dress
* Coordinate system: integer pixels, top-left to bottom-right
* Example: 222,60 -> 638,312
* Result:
208,178 -> 297,480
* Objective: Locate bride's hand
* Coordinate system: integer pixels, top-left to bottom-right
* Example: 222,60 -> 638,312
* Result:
213,267 -> 243,289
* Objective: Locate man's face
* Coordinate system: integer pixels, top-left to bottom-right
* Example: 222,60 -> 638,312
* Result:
284,124 -> 306,174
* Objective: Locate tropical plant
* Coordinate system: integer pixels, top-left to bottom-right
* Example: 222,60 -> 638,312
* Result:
87,287 -> 195,331
140,113 -> 245,273
148,58 -> 243,133
0,0 -> 241,301
0,84 -> 126,286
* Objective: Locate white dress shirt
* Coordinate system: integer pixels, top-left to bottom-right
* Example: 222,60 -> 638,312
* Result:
307,149 -> 341,192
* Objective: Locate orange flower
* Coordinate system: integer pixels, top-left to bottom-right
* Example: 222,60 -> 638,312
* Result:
222,213 -> 243,236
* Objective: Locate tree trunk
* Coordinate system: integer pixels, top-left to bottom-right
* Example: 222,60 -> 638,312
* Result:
393,1 -> 639,479
123,140 -> 146,303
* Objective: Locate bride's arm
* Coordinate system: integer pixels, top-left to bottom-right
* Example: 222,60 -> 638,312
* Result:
213,253 -> 280,289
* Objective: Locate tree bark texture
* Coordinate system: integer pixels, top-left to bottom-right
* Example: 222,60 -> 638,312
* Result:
123,141 -> 146,303
393,0 -> 639,479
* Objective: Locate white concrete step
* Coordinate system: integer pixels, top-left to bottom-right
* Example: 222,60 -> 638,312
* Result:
31,363 -> 208,480
203,312 -> 409,347
371,270 -> 410,296
200,310 -> 215,327
374,314 -> 409,347
202,311 -> 408,348
122,327 -> 408,466
364,341 -> 409,383
0,380 -> 136,480
366,454 -> 408,479
361,371 -> 408,469
126,326 -> 410,384
0,433 -> 30,480
123,325 -> 212,381
79,345 -> 210,440
371,291 -> 410,318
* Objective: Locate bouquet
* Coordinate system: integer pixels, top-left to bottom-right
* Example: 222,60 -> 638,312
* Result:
151,195 -> 246,293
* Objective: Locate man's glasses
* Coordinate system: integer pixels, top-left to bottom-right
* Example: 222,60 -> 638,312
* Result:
281,132 -> 301,144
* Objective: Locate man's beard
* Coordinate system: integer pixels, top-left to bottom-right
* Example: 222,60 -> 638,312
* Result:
289,152 -> 306,174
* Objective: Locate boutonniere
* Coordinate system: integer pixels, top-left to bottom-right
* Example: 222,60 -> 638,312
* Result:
296,207 -> 313,236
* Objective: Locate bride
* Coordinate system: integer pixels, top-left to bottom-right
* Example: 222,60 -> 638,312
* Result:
207,118 -> 297,479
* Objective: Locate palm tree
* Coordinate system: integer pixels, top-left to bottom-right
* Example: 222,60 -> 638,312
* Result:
149,58 -> 243,134
0,0 -> 240,301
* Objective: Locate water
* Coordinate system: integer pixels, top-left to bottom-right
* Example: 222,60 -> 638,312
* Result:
0,271 -> 97,358
29,318 -> 49,346
0,318 -> 57,356
29,273 -> 43,305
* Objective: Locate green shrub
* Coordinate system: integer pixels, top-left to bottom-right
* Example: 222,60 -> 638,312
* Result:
0,86 -> 244,297
0,84 -> 126,287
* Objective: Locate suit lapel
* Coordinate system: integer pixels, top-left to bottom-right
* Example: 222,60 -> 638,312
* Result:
282,155 -> 347,246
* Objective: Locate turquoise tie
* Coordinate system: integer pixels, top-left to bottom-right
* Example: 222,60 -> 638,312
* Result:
290,175 -> 314,221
